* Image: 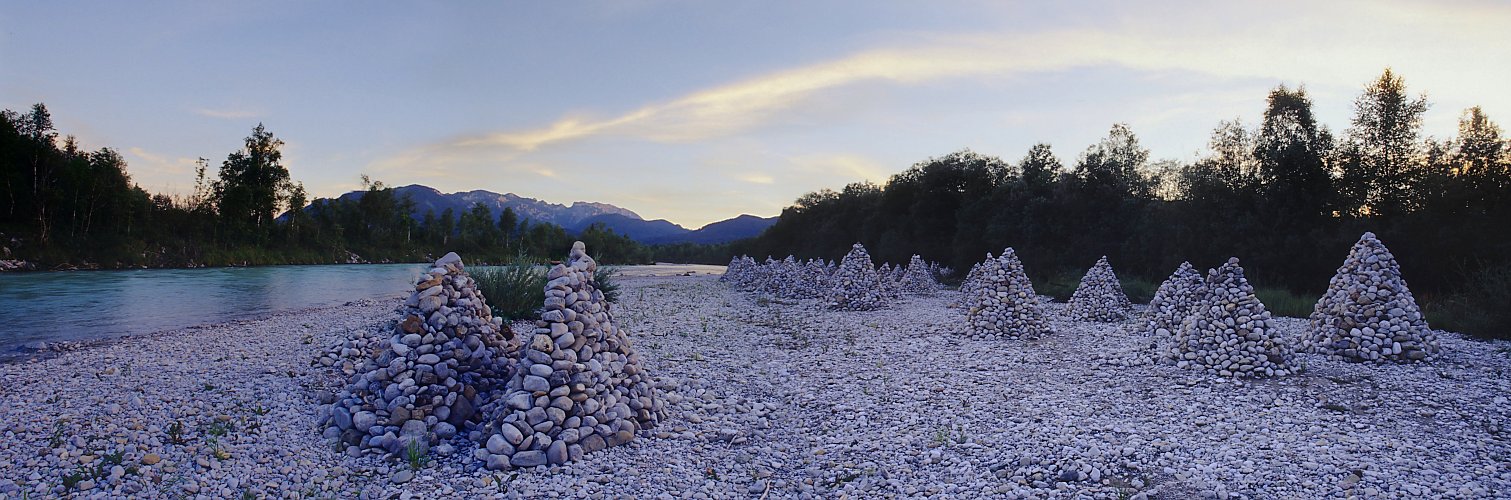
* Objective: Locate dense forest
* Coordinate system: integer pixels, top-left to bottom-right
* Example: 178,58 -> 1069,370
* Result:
0,112 -> 653,267
739,69 -> 1510,338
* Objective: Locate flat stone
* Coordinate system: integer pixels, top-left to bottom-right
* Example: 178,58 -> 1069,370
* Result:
511,450 -> 547,467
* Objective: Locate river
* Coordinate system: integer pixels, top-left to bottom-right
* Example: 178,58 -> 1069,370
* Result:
0,262 -> 725,353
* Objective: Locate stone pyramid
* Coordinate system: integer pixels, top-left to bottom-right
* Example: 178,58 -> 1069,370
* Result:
965,248 -> 1051,339
827,243 -> 887,311
1066,256 -> 1133,322
324,252 -> 518,457
877,263 -> 904,299
1172,258 -> 1299,378
900,254 -> 942,295
954,254 -> 991,308
1308,232 -> 1440,362
480,242 -> 664,469
1145,262 -> 1204,337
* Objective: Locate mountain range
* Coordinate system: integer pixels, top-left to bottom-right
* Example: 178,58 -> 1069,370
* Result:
324,184 -> 776,244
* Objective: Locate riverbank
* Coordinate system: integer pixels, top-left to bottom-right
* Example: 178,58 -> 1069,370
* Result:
1,275 -> 1507,498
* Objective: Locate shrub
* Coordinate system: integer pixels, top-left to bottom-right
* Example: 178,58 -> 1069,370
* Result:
472,263 -> 547,321
594,266 -> 621,303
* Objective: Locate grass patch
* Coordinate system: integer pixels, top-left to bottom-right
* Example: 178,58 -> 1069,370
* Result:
1119,277 -> 1157,304
472,262 -> 548,321
1421,264 -> 1511,339
1254,287 -> 1318,318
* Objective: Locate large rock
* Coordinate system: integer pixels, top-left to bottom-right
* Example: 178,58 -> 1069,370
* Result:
322,252 -> 519,457
1170,258 -> 1299,378
481,242 -> 665,469
1065,256 -> 1133,322
1308,232 -> 1440,363
965,248 -> 1051,340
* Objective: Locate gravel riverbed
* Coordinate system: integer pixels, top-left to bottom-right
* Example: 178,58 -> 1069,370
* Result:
2,275 -> 1508,499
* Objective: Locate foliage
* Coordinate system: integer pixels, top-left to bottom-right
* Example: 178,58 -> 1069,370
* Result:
471,262 -> 547,321
0,110 -> 651,268
594,265 -> 621,303
741,69 -> 1511,339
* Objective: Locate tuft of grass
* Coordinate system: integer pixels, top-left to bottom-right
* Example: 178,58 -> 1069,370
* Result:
405,440 -> 431,470
1254,287 -> 1317,318
473,262 -> 548,321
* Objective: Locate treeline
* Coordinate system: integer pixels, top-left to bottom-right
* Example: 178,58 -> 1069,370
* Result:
741,69 -> 1511,338
0,108 -> 652,267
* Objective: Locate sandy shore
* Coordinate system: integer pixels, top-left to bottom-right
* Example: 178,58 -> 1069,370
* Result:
1,275 -> 1508,499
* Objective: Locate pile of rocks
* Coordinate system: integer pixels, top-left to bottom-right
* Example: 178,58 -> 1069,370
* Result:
877,263 -> 904,300
322,252 -> 519,457
1144,262 -> 1204,339
313,322 -> 388,378
827,243 -> 888,311
965,249 -> 1051,339
954,255 -> 991,308
720,256 -> 762,289
1065,256 -> 1133,322
1171,258 -> 1299,378
480,242 -> 665,469
900,254 -> 942,295
1308,232 -> 1440,362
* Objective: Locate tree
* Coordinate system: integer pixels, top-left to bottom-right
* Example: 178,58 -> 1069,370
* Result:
1337,69 -> 1429,216
214,123 -> 293,242
1254,85 -> 1333,217
1074,123 -> 1152,200
1018,143 -> 1062,193
497,206 -> 518,250
1454,107 -> 1508,198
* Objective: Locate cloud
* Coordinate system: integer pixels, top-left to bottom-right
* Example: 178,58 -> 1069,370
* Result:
193,107 -> 261,119
369,0 -> 1511,194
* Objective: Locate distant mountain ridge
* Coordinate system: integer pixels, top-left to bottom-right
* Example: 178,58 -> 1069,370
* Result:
319,184 -> 776,244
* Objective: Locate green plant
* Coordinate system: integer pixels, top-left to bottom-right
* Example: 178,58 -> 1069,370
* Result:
48,419 -> 69,448
472,262 -> 548,321
404,440 -> 431,470
1424,263 -> 1511,339
594,266 -> 621,303
166,420 -> 187,445
61,466 -> 91,490
202,383 -> 216,392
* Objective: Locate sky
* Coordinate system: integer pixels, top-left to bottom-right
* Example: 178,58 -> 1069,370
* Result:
3,1 -> 1509,228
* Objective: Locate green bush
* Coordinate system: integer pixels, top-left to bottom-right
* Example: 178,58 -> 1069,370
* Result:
472,263 -> 547,321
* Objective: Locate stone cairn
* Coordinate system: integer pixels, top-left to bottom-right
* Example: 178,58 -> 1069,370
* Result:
900,254 -> 943,295
1308,232 -> 1440,362
965,248 -> 1051,339
480,242 -> 664,469
1171,258 -> 1299,378
1065,256 -> 1133,322
323,252 -> 518,457
827,243 -> 888,311
1143,262 -> 1204,363
877,263 -> 904,299
1144,262 -> 1204,337
954,254 -> 991,308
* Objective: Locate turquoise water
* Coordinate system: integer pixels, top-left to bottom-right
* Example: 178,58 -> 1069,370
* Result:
0,263 -> 724,352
